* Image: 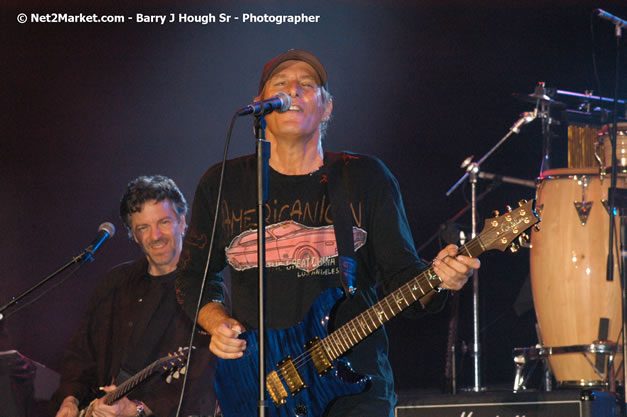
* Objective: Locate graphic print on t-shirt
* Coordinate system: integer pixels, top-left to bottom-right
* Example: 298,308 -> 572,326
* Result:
225,220 -> 367,272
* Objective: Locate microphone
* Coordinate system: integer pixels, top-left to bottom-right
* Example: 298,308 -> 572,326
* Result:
83,222 -> 116,261
595,9 -> 627,28
237,92 -> 292,117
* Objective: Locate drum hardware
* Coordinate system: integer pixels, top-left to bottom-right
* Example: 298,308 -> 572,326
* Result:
593,133 -> 608,176
512,89 -> 567,110
574,176 -> 593,226
476,171 -> 535,189
512,342 -> 620,392
446,98 -> 541,393
574,201 -> 593,226
596,318 -> 611,373
598,123 -> 627,174
514,82 -> 565,173
594,10 -> 627,406
557,89 -> 626,108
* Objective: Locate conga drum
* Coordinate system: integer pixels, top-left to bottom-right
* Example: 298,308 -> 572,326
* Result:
530,167 -> 624,387
599,122 -> 627,172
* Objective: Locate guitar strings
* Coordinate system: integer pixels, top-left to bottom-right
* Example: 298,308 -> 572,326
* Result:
279,236 -> 483,371
282,237 -> 488,377
278,229 -> 498,386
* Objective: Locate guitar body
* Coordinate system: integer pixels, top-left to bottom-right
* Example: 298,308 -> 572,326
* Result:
216,201 -> 539,417
215,288 -> 369,417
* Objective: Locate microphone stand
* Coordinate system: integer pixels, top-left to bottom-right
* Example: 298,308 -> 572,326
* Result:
597,11 -> 626,408
445,109 -> 537,392
254,115 -> 270,417
0,245 -> 100,321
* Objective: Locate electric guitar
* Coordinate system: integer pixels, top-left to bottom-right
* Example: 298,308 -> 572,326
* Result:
215,200 -> 539,417
78,347 -> 189,417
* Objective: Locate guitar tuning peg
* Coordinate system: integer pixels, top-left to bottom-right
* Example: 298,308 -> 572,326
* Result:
173,370 -> 180,379
506,205 -> 513,213
534,224 -> 540,232
509,243 -> 520,253
180,366 -> 186,375
166,375 -> 173,384
518,234 -> 531,249
518,199 -> 528,207
492,210 -> 500,218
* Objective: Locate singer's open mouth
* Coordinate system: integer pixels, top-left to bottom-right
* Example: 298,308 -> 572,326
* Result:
288,105 -> 303,112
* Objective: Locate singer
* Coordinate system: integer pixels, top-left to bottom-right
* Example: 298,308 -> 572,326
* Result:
175,49 -> 479,416
51,176 -> 216,417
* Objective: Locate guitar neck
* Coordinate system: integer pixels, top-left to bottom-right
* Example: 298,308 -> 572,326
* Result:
103,358 -> 163,405
321,235 -> 486,360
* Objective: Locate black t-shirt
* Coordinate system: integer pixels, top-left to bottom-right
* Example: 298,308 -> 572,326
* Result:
176,151 -> 439,416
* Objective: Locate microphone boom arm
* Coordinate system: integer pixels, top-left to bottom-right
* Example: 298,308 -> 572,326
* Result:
0,223 -> 115,321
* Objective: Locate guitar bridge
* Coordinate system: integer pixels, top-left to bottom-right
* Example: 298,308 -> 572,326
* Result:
266,355 -> 308,407
266,370 -> 288,407
305,337 -> 332,376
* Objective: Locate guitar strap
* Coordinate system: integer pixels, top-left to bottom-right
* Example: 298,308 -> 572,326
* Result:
325,151 -> 357,295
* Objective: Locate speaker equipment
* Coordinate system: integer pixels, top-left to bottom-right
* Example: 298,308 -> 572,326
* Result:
395,389 -> 621,417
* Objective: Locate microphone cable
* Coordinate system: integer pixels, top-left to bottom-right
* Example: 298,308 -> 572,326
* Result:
174,110 -> 239,417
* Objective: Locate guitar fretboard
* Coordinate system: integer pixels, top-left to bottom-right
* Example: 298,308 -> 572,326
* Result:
321,236 -> 485,360
104,359 -> 164,405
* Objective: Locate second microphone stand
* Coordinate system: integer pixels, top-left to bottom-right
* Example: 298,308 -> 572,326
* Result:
446,108 -> 538,392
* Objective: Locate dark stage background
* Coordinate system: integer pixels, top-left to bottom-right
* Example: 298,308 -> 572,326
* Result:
4,0 -> 627,403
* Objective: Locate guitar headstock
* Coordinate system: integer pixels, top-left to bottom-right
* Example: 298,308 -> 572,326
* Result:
479,199 -> 539,253
160,346 -> 190,384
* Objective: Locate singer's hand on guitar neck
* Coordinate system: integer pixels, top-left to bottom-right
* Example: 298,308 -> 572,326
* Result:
432,244 -> 480,291
199,302 -> 247,359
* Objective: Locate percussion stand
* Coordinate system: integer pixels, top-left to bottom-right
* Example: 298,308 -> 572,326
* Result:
595,9 -> 625,409
446,109 -> 537,392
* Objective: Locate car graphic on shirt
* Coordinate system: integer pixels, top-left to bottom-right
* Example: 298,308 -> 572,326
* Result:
225,220 -> 367,273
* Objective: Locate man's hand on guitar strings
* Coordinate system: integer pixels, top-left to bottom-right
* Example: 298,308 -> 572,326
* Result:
198,302 -> 247,359
209,320 -> 247,360
433,244 -> 480,291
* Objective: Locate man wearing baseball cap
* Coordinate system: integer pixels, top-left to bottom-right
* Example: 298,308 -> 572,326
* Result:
176,49 -> 479,416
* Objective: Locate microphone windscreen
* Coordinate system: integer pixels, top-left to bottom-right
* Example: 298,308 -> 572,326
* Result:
98,222 -> 116,237
276,91 -> 292,113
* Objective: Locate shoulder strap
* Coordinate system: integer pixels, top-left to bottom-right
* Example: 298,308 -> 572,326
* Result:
325,152 -> 357,295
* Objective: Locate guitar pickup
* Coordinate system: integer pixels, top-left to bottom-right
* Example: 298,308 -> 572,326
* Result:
305,337 -> 332,376
277,356 -> 306,396
266,370 -> 288,407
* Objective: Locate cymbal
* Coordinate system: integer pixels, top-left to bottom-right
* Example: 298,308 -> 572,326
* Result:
512,92 -> 567,109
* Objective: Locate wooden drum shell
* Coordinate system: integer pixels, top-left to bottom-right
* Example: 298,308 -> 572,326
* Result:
530,168 -> 624,386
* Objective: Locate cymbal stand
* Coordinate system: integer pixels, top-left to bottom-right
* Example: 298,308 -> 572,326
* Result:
534,83 -> 561,174
446,109 -> 537,392
539,94 -> 552,174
